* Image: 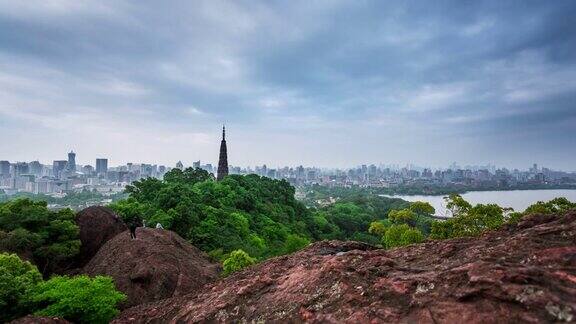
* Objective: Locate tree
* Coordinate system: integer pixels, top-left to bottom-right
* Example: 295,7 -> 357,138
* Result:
409,201 -> 435,216
29,275 -> 126,324
283,234 -> 310,254
444,194 -> 472,217
368,221 -> 388,236
429,220 -> 454,239
222,249 -> 256,276
163,167 -> 214,184
523,197 -> 576,215
382,224 -> 424,249
430,195 -> 506,239
0,253 -> 43,322
0,199 -> 80,275
388,209 -> 417,225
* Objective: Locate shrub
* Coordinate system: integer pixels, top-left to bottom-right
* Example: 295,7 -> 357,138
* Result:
382,224 -> 424,249
368,221 -> 387,236
283,234 -> 310,254
388,209 -> 417,225
0,253 -> 42,322
29,275 -> 126,324
222,249 -> 256,276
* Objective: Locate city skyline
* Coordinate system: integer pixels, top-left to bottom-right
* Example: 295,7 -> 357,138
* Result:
0,151 -> 573,173
1,1 -> 575,169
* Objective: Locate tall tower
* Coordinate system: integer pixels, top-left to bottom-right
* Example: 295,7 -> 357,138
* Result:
67,151 -> 76,172
217,125 -> 229,181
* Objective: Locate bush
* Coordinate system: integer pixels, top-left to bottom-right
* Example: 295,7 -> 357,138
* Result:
523,197 -> 576,215
29,275 -> 126,324
0,253 -> 42,322
429,219 -> 454,239
388,209 -> 417,225
283,234 -> 310,254
222,249 -> 256,276
368,221 -> 388,236
382,224 -> 424,249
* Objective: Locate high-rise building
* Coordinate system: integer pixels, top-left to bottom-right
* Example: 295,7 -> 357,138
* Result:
175,161 -> 184,170
217,125 -> 229,181
96,158 -> 108,174
29,161 -> 42,175
14,162 -> 29,176
193,160 -> 201,169
0,161 -> 10,177
53,160 -> 68,178
67,151 -> 76,172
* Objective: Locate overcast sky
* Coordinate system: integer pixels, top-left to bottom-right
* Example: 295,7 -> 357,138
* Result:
1,0 -> 575,170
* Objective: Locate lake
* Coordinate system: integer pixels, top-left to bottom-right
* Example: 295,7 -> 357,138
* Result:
382,189 -> 576,217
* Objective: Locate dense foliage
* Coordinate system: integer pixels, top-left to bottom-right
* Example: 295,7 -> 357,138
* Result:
0,253 -> 125,323
382,224 -> 424,248
429,194 -> 509,239
30,275 -> 126,324
368,201 -> 434,248
0,190 -> 127,209
0,253 -> 43,322
111,168 -> 314,260
0,199 -> 80,274
302,183 -> 576,200
111,168 -> 412,262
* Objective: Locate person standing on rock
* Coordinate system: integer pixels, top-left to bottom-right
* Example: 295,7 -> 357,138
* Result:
129,217 -> 142,239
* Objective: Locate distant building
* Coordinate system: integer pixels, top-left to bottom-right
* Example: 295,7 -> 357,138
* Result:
0,161 -> 10,177
29,161 -> 42,175
175,161 -> 184,170
217,125 -> 229,181
14,162 -> 30,176
193,160 -> 201,169
96,158 -> 108,174
67,151 -> 76,172
53,160 -> 68,179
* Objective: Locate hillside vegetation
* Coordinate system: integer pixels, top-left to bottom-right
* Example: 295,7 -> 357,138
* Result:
109,168 -> 410,261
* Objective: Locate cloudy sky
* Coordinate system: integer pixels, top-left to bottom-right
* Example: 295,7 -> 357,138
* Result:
1,0 -> 575,170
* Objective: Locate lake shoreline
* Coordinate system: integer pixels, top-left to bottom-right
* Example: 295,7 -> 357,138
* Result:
380,189 -> 576,216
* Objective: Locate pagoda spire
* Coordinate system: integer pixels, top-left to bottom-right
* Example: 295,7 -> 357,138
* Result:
217,125 -> 229,181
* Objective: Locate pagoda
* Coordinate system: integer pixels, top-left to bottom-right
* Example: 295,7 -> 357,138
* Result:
217,125 -> 229,181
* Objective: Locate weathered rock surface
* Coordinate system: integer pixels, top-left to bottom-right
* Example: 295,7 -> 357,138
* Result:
10,316 -> 70,324
114,211 -> 576,323
83,227 -> 220,309
75,206 -> 127,265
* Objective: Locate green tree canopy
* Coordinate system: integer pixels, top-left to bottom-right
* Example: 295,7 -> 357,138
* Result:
409,201 -> 435,215
0,199 -> 80,275
382,224 -> 424,249
29,275 -> 126,324
0,253 -> 43,322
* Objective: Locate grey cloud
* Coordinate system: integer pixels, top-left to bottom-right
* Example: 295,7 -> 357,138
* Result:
0,0 -> 574,169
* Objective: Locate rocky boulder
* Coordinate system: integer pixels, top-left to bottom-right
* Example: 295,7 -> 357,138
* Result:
83,227 -> 220,308
10,316 -> 70,324
75,206 -> 127,265
114,211 -> 576,323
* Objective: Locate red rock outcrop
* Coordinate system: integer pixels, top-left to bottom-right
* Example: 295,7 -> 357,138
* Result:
114,211 -> 576,323
75,206 -> 127,265
10,316 -> 70,324
83,227 -> 220,309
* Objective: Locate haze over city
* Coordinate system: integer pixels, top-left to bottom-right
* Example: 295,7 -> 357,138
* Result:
1,1 -> 575,169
